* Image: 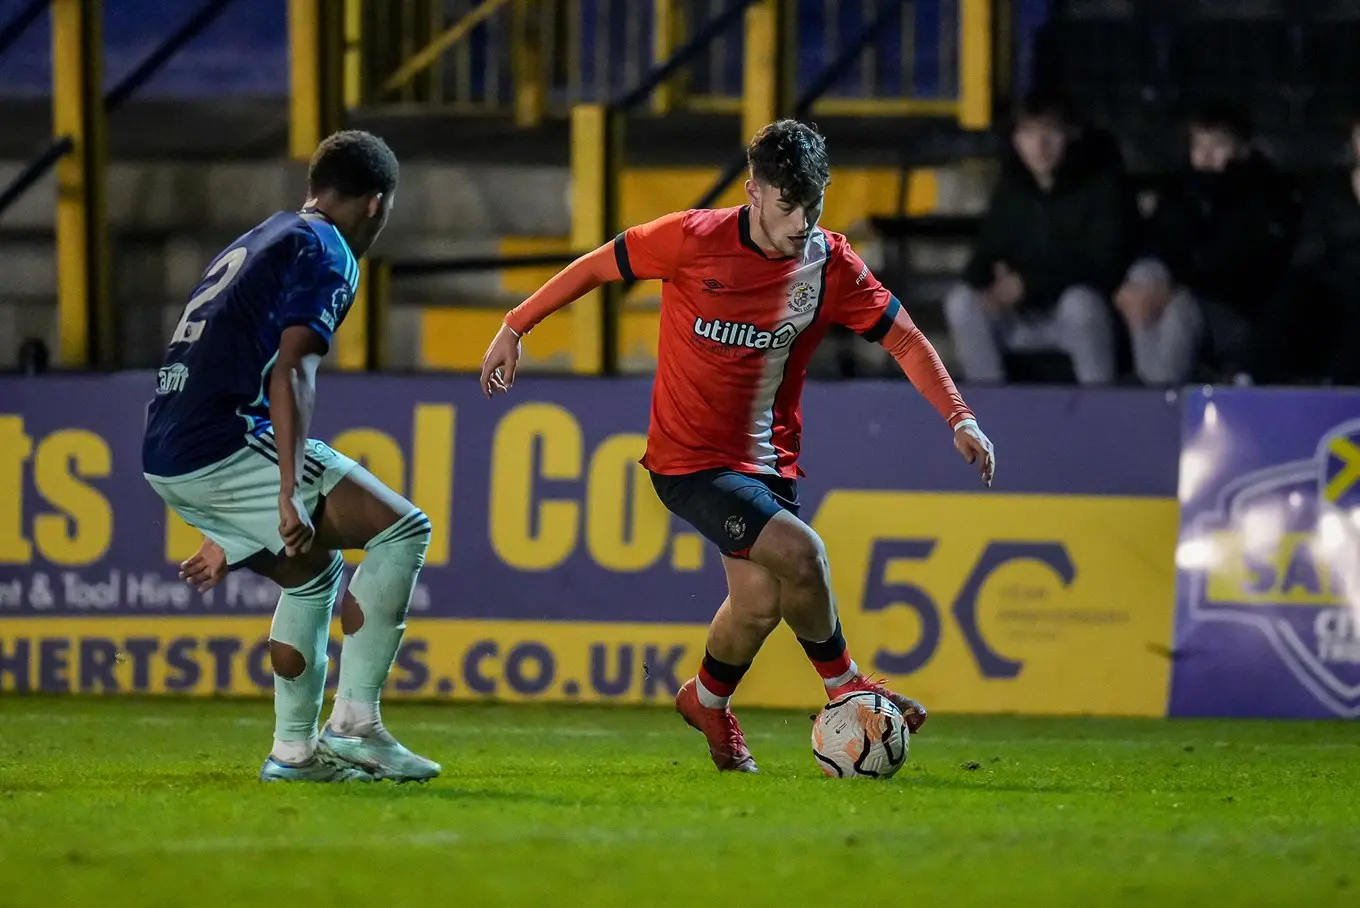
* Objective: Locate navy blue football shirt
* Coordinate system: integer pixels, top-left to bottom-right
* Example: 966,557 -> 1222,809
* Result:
142,209 -> 358,477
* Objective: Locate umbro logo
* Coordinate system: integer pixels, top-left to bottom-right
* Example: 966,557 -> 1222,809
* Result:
701,278 -> 724,295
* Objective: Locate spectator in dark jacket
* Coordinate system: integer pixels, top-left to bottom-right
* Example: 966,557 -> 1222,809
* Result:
1114,107 -> 1296,385
1252,122 -> 1360,387
945,94 -> 1130,385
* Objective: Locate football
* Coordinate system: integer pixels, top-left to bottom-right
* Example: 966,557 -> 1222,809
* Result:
811,690 -> 911,779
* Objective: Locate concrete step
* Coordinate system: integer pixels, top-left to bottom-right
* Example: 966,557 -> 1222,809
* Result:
0,157 -> 993,236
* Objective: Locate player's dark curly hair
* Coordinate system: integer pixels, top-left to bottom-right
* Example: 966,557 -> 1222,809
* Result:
308,130 -> 400,198
746,119 -> 831,204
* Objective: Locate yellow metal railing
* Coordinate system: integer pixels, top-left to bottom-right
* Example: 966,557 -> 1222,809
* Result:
741,0 -> 792,143
334,0 -> 994,128
380,0 -> 513,98
959,0 -> 992,129
10,0 -> 242,368
347,0 -> 999,375
51,0 -> 109,369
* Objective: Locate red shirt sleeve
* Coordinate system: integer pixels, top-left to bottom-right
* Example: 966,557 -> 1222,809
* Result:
614,211 -> 688,281
826,235 -> 898,337
501,211 -> 689,336
827,235 -> 975,429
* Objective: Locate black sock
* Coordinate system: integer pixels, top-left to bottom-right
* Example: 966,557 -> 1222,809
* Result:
697,649 -> 750,699
797,619 -> 848,661
797,620 -> 854,681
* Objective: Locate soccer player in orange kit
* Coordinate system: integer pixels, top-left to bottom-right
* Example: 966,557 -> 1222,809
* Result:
480,120 -> 996,773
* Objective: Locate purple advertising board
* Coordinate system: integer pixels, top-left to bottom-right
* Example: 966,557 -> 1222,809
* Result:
1171,386 -> 1360,718
3,374 -> 1183,713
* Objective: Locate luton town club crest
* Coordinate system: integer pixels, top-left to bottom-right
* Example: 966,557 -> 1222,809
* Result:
787,281 -> 816,314
1180,416 -> 1360,716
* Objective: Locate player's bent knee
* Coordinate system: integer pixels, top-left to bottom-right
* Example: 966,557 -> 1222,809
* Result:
346,507 -> 432,624
784,545 -> 831,592
269,639 -> 308,679
367,507 -> 431,559
753,515 -> 830,591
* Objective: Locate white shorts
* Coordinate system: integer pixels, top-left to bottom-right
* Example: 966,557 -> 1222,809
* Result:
145,434 -> 358,568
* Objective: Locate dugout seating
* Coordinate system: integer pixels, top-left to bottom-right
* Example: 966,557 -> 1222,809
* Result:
859,0 -> 1360,384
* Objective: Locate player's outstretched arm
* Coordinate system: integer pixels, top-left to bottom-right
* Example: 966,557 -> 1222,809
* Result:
879,314 -> 996,487
479,242 -> 623,397
482,211 -> 687,397
831,238 -> 995,486
270,325 -> 328,554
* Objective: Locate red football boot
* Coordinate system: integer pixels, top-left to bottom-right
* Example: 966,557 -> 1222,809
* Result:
828,674 -> 929,733
674,679 -> 759,772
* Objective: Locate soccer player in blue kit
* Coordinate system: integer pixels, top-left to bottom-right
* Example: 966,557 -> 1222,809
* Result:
142,131 -> 439,783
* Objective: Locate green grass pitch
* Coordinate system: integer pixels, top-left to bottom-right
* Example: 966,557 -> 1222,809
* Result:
1,697 -> 1357,907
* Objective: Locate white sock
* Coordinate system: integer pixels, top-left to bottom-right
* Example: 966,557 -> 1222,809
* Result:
695,676 -> 731,710
271,734 -> 317,765
338,510 -> 429,705
270,554 -> 343,755
823,660 -> 859,691
329,697 -> 382,735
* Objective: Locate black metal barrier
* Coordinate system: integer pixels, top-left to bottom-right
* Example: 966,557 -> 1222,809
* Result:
0,0 -> 240,219
0,0 -> 47,61
689,0 -> 911,213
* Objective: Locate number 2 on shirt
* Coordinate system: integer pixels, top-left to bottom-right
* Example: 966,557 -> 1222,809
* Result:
169,246 -> 249,345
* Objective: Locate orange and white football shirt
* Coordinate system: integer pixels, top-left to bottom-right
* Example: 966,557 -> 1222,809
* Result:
504,205 -> 974,479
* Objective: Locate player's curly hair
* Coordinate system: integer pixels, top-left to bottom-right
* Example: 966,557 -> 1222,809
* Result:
308,130 -> 400,198
746,119 -> 831,204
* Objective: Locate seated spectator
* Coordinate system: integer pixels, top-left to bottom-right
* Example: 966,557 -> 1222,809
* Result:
945,93 -> 1129,385
1251,121 -> 1360,387
1114,107 -> 1296,385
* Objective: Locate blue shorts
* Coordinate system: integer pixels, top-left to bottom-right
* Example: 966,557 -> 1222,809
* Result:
648,468 -> 800,558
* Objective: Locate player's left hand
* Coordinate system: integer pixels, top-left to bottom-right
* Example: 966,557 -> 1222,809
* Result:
953,418 -> 995,487
180,537 -> 227,593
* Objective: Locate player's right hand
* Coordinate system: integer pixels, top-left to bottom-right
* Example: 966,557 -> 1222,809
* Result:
180,537 -> 227,593
479,323 -> 522,398
278,491 -> 315,556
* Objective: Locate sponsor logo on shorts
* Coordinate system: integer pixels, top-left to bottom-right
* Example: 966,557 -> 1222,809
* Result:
693,317 -> 798,350
156,363 -> 188,395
